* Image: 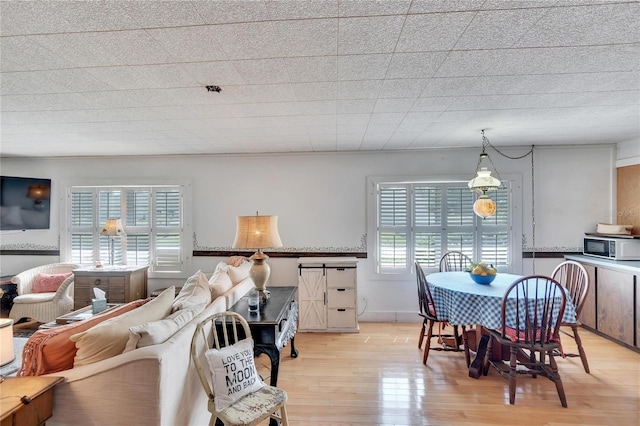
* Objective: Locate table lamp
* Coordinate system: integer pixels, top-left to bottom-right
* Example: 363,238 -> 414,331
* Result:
100,218 -> 125,265
0,319 -> 15,378
232,212 -> 283,301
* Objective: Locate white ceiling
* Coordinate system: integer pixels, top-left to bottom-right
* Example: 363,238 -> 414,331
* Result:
1,0 -> 639,158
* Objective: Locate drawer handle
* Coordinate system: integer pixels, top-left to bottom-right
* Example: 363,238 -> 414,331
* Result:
337,288 -> 346,292
94,279 -> 101,286
337,309 -> 346,312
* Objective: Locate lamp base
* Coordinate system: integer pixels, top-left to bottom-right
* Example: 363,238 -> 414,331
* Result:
249,251 -> 271,301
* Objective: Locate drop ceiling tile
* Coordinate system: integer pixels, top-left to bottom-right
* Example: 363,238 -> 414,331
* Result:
338,16 -> 405,55
412,97 -> 457,111
369,112 -> 406,124
146,26 -> 229,62
272,19 -> 338,57
338,54 -> 392,81
373,98 -> 414,113
84,64 -> 196,90
339,0 -> 411,16
211,84 -> 297,104
408,0 -> 484,13
433,49 -> 503,77
295,101 -> 337,115
180,62 -> 244,86
386,52 -> 449,79
115,0 -> 204,27
233,59 -> 289,84
338,80 -> 384,99
453,9 -> 546,50
292,82 -> 338,101
421,77 -> 480,97
47,1 -> 141,32
284,57 -> 337,83
481,1 -> 555,9
337,99 -> 377,114
267,0 -> 338,19
192,0 -> 270,24
396,12 -> 475,52
0,1 -> 73,35
0,36 -> 77,71
210,22 -> 283,60
337,114 -> 371,126
515,3 -> 640,47
379,79 -> 427,99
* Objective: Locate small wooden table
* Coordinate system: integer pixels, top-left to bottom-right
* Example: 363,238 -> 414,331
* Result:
227,286 -> 299,387
0,376 -> 64,426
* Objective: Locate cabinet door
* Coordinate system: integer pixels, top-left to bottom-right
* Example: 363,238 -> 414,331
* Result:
298,269 -> 326,330
597,268 -> 634,346
580,263 -> 596,328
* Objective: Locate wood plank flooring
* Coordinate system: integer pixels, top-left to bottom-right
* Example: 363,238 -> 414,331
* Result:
256,322 -> 639,426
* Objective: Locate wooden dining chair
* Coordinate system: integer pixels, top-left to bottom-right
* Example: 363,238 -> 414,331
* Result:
482,275 -> 568,407
438,251 -> 473,272
415,261 -> 470,366
552,260 -> 590,373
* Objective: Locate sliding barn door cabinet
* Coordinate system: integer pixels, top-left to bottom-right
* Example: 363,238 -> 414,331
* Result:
297,257 -> 359,333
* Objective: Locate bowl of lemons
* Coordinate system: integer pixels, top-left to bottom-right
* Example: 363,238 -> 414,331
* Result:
466,262 -> 497,285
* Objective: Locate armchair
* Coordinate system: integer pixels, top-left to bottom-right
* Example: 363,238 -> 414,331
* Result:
9,263 -> 81,324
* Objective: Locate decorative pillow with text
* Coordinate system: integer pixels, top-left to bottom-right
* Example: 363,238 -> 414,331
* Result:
205,338 -> 264,411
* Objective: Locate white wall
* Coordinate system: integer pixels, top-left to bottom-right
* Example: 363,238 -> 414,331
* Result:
0,144 -> 615,321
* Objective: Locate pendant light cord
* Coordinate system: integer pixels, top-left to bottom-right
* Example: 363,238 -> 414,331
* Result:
481,133 -> 536,273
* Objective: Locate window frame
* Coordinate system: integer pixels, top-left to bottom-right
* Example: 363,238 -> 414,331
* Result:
366,174 -> 522,281
60,179 -> 192,278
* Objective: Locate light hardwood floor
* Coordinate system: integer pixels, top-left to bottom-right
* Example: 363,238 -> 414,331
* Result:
256,322 -> 639,426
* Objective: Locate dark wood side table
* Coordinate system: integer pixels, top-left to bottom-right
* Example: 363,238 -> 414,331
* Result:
0,376 -> 64,426
227,286 -> 299,387
72,266 -> 148,310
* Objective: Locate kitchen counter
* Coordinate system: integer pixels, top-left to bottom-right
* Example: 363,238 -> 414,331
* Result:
565,254 -> 640,274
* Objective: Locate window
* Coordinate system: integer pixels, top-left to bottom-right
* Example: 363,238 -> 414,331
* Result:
368,176 -> 521,278
64,184 -> 190,275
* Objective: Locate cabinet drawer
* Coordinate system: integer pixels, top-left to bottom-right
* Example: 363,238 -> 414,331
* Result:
327,288 -> 356,308
326,268 -> 356,288
327,308 -> 356,329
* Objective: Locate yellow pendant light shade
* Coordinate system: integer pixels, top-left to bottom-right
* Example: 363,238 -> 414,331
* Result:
473,195 -> 497,218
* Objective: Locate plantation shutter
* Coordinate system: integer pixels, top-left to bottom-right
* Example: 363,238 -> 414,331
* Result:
414,186 -> 442,267
477,186 -> 510,267
70,191 -> 95,264
445,187 -> 475,260
378,185 -> 409,273
125,190 -> 151,267
153,189 -> 182,271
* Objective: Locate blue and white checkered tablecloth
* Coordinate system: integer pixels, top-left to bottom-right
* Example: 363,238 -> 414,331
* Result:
426,272 -> 577,330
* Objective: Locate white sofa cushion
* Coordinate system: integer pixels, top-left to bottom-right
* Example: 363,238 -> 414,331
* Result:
124,303 -> 204,351
172,270 -> 211,312
215,260 -> 251,285
205,337 -> 264,411
70,286 -> 175,366
209,269 -> 233,300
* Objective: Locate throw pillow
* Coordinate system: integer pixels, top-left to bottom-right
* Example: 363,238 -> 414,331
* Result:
31,272 -> 72,293
70,287 -> 175,366
124,303 -> 204,352
208,269 -> 233,300
18,299 -> 149,376
226,260 -> 252,285
205,338 -> 264,411
172,270 -> 211,313
227,256 -> 250,267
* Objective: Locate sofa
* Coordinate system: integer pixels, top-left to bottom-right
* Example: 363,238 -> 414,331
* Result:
20,258 -> 255,426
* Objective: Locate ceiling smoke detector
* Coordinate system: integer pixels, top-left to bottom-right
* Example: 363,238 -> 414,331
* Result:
206,85 -> 221,93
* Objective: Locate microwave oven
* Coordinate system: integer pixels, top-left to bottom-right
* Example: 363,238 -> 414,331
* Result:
583,236 -> 640,260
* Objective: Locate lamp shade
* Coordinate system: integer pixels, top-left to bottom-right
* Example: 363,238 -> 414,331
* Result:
473,195 -> 497,219
468,168 -> 501,193
0,318 -> 15,367
26,185 -> 50,200
100,218 -> 125,236
232,215 -> 283,249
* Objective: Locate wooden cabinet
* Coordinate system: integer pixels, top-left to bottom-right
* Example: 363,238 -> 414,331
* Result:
597,268 -> 635,346
73,266 -> 148,310
298,257 -> 358,332
567,255 -> 639,350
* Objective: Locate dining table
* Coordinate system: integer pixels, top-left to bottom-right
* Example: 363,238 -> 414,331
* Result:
425,271 -> 577,378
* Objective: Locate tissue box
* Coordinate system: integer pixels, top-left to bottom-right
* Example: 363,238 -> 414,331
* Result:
92,298 -> 107,314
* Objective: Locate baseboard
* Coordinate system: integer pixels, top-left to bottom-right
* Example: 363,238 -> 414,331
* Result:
358,311 -> 421,323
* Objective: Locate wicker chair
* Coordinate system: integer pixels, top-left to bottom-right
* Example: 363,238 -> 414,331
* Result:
191,311 -> 289,426
9,263 -> 80,324
552,260 -> 590,373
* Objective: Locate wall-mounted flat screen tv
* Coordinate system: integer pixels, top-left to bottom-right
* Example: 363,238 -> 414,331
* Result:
0,176 -> 52,231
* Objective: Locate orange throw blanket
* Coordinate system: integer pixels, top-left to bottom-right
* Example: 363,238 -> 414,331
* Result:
18,299 -> 149,376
